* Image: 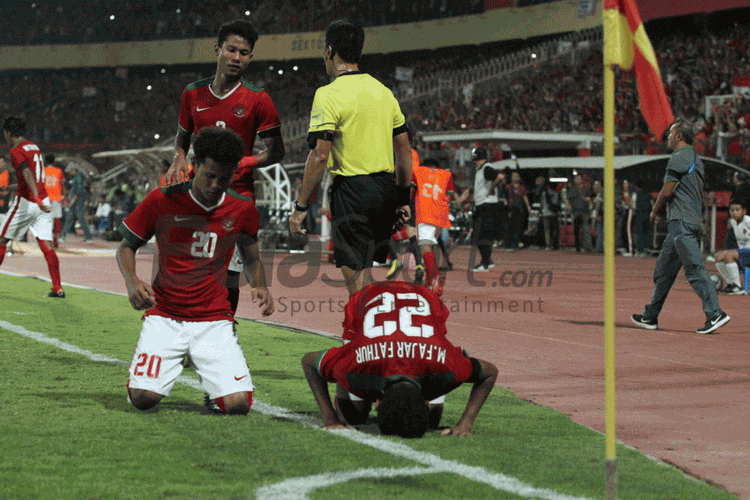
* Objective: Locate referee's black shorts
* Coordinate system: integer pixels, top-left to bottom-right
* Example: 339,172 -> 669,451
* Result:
331,171 -> 398,270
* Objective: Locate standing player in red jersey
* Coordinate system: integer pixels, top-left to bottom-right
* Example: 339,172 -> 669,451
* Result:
116,128 -> 274,414
0,117 -> 64,298
301,281 -> 498,437
44,154 -> 65,248
167,18 -> 285,315
412,158 -> 468,295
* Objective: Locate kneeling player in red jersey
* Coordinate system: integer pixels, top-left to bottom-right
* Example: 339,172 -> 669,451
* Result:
116,127 -> 273,415
301,281 -> 498,437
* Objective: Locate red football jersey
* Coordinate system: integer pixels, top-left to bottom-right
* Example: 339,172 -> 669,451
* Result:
10,140 -> 47,200
177,77 -> 281,195
320,281 -> 474,400
412,166 -> 455,228
119,183 -> 259,322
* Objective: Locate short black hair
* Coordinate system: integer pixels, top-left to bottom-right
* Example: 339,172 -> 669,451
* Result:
377,380 -> 429,438
3,116 -> 26,137
471,146 -> 488,161
422,158 -> 440,168
45,154 -> 55,165
325,19 -> 365,64
218,19 -> 259,50
193,127 -> 244,171
671,119 -> 695,146
728,198 -> 746,210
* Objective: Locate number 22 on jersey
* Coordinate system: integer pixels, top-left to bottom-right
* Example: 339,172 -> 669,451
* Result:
363,292 -> 434,339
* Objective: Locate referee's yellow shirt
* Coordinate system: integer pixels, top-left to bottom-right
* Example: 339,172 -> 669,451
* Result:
308,72 -> 406,177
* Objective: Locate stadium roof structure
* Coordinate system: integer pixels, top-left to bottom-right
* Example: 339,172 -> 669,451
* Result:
420,130 -> 612,151
488,154 -> 748,175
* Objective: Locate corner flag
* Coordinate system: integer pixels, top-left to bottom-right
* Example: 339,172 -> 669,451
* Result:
603,0 -> 674,140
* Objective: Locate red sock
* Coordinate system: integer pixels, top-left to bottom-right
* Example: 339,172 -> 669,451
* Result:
423,251 -> 438,285
53,218 -> 61,238
38,240 -> 62,291
0,244 -> 6,266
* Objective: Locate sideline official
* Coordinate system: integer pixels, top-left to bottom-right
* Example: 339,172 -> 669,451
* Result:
631,119 -> 730,334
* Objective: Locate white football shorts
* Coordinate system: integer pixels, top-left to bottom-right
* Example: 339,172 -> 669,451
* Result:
416,223 -> 441,246
127,315 -> 253,399
49,201 -> 62,219
0,196 -> 53,241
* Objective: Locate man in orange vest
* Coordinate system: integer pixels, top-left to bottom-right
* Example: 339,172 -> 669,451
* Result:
0,155 -> 10,214
44,154 -> 65,248
411,158 -> 468,295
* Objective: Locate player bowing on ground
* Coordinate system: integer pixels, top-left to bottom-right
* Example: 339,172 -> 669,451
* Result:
301,281 -> 498,437
167,18 -> 284,315
117,128 -> 273,415
0,117 -> 64,298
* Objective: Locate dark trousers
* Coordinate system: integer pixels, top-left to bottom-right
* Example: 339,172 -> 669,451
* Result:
472,203 -> 500,266
61,199 -> 92,240
506,206 -> 524,250
572,212 -> 587,252
642,220 -> 721,320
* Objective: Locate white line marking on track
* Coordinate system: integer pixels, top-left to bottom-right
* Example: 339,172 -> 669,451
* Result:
2,318 -> 595,500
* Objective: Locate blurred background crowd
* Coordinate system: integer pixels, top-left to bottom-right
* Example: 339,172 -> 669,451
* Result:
1,0 -> 749,255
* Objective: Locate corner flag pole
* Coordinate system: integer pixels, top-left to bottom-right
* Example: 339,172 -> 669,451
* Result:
603,62 -> 618,500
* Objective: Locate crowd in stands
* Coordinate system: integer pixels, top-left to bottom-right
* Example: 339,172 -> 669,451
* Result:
2,16 -> 749,171
1,8 -> 750,249
0,0 -> 484,46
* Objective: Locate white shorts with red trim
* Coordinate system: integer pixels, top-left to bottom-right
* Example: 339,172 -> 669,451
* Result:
0,196 -> 53,241
127,315 -> 253,399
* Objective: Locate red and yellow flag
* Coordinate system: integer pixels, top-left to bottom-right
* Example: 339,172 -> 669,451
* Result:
603,0 -> 674,140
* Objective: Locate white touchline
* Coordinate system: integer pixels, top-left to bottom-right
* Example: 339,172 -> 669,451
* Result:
2,318 -> 595,500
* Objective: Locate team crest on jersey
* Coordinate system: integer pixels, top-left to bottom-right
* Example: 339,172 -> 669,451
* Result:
222,217 -> 236,232
233,105 -> 247,118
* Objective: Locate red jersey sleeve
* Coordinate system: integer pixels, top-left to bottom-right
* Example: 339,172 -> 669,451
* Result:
120,188 -> 162,244
255,91 -> 282,137
177,88 -> 194,135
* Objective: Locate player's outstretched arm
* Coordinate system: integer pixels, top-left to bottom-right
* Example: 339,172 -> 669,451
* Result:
238,238 -> 274,317
442,358 -> 498,437
301,351 -> 350,429
393,131 -> 413,227
290,138 -> 330,235
115,241 -> 155,311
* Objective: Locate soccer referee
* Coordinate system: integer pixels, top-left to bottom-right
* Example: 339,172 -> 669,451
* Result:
289,19 -> 412,295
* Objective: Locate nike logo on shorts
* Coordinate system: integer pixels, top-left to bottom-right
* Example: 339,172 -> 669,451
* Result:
196,106 -> 211,112
234,375 -> 247,381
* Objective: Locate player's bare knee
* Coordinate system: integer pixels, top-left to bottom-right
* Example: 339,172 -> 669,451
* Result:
128,388 -> 163,411
217,392 -> 252,415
